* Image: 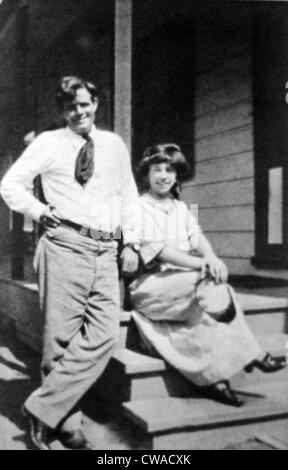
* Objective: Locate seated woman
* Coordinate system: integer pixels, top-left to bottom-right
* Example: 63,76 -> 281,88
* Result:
128,143 -> 285,408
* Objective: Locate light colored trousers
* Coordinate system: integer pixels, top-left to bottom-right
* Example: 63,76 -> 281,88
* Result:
24,227 -> 120,429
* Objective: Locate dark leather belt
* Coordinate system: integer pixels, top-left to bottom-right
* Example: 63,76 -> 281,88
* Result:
59,219 -> 116,240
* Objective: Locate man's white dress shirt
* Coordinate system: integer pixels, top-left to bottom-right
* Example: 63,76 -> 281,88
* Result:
0,126 -> 140,244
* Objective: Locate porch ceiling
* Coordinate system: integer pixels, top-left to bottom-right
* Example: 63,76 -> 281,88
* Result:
1,0 -> 285,55
27,0 -> 114,54
0,0 -> 113,59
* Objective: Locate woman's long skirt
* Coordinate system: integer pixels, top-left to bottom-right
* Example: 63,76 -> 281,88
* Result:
129,269 -> 262,386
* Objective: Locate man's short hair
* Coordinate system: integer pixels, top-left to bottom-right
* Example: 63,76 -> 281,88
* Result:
55,76 -> 98,111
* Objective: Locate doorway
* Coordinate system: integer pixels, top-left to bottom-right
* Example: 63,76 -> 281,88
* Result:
253,2 -> 288,268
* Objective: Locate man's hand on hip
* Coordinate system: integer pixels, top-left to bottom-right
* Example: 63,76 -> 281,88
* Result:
40,205 -> 61,229
121,246 -> 139,276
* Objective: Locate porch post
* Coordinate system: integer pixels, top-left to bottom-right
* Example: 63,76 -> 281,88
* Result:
114,0 -> 132,153
11,0 -> 28,280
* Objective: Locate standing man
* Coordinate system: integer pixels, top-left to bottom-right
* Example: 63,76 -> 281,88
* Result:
0,76 -> 140,450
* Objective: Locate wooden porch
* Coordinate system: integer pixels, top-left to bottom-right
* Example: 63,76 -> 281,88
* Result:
0,267 -> 287,449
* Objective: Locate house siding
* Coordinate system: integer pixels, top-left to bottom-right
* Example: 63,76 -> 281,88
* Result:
182,10 -> 256,275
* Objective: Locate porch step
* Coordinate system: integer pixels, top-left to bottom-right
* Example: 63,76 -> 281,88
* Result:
245,310 -> 288,341
102,340 -> 288,403
2,277 -> 287,404
232,361 -> 288,389
231,333 -> 288,389
256,333 -> 288,356
237,291 -> 288,339
122,380 -> 288,450
237,291 -> 288,313
114,347 -> 165,375
96,347 -> 195,403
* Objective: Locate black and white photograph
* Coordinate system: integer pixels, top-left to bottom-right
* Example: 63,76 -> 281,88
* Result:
0,0 -> 287,451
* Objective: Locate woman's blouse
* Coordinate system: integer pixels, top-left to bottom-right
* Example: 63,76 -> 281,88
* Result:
138,193 -> 202,271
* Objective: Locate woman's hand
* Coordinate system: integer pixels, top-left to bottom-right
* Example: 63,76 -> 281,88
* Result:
201,254 -> 228,284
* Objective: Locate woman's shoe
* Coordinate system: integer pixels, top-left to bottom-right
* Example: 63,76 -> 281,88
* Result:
199,381 -> 243,408
244,353 -> 286,374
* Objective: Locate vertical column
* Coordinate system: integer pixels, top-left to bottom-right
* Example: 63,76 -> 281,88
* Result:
114,0 -> 132,153
11,0 -> 28,280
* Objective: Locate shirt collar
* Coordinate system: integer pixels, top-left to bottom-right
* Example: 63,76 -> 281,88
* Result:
65,125 -> 102,148
142,193 -> 176,215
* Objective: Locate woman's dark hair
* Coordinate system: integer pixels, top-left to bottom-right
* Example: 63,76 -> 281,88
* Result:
137,143 -> 191,199
55,76 -> 98,111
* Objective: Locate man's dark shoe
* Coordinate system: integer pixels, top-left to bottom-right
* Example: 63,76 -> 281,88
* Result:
59,430 -> 93,450
22,407 -> 52,450
244,353 -> 286,374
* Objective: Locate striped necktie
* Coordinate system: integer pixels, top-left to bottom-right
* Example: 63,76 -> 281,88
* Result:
75,134 -> 95,186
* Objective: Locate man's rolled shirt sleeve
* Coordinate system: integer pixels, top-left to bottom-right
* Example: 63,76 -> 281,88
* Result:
0,134 -> 49,221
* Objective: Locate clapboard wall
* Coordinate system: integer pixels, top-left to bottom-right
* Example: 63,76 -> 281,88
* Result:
181,4 -> 255,275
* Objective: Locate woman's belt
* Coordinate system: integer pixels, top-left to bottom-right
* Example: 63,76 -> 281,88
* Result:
59,218 -> 117,240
